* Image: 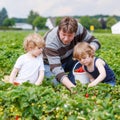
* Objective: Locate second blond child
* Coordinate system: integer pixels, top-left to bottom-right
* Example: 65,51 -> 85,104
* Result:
73,42 -> 116,87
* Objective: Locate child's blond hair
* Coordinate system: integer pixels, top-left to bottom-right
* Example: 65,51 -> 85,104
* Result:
73,42 -> 95,60
23,33 -> 45,52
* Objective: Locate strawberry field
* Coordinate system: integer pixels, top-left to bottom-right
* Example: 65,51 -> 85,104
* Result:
0,31 -> 120,120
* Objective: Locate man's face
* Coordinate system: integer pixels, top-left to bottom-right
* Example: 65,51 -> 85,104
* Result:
59,30 -> 75,45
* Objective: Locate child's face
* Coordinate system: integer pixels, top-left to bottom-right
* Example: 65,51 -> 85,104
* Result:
30,46 -> 43,57
79,55 -> 93,66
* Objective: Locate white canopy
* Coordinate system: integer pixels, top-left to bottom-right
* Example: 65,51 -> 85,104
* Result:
111,21 -> 120,34
13,23 -> 32,30
45,18 -> 54,29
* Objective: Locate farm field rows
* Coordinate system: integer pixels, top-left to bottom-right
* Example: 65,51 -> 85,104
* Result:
0,31 -> 120,119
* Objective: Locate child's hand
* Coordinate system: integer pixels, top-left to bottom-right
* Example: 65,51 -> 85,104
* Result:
9,81 -> 14,84
35,81 -> 42,86
9,80 -> 15,84
88,81 -> 97,87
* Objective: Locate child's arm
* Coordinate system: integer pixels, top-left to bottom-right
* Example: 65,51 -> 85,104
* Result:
35,70 -> 44,85
83,66 -> 94,82
88,59 -> 106,87
87,73 -> 94,82
9,68 -> 19,83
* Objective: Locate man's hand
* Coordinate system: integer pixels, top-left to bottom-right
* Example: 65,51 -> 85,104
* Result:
61,76 -> 75,90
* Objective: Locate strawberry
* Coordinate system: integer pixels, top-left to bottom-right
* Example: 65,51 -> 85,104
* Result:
85,93 -> 89,98
15,115 -> 20,120
74,67 -> 85,73
13,82 -> 19,86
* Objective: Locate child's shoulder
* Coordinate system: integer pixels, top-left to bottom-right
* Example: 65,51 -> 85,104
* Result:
36,54 -> 43,60
95,57 -> 103,61
37,54 -> 43,58
95,57 -> 105,65
17,54 -> 27,60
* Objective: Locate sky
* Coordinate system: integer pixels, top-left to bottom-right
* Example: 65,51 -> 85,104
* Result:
0,0 -> 120,18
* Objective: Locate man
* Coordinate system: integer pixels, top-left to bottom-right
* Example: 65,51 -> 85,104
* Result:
43,16 -> 101,91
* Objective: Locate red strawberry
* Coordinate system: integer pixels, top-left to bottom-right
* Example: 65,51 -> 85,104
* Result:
13,82 -> 19,86
75,67 -> 85,72
85,93 -> 89,98
15,115 -> 20,120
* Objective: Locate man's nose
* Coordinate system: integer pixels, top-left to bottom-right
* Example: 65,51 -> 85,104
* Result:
64,36 -> 69,41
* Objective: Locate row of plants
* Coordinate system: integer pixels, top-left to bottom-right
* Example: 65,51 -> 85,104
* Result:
0,80 -> 120,120
0,31 -> 120,119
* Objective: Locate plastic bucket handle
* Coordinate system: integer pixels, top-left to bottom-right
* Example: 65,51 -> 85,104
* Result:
73,62 -> 82,74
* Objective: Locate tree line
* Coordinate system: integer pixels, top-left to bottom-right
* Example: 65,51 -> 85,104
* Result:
0,7 -> 119,30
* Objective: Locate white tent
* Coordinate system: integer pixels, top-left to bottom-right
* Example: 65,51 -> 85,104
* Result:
111,21 -> 120,34
13,23 -> 32,30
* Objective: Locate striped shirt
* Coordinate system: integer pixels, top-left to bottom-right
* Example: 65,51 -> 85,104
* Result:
43,23 -> 101,81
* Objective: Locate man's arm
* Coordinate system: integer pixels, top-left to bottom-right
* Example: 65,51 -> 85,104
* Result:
60,76 -> 75,91
77,23 -> 101,50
